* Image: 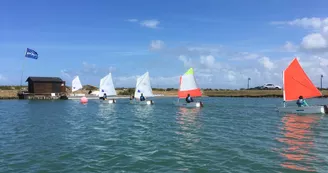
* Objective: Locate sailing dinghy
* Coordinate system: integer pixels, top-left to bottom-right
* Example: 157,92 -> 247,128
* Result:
174,68 -> 203,108
68,76 -> 89,99
130,72 -> 154,105
99,73 -> 117,104
72,76 -> 83,93
278,58 -> 328,114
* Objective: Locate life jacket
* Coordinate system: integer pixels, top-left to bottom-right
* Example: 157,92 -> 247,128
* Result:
296,99 -> 304,106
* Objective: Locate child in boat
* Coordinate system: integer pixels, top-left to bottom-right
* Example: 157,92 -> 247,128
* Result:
103,93 -> 107,100
186,94 -> 194,103
296,96 -> 308,107
140,93 -> 146,101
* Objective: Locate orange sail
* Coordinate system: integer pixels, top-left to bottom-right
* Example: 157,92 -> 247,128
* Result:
283,58 -> 322,101
178,68 -> 202,98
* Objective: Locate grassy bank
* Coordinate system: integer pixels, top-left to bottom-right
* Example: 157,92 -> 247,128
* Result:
2,85 -> 328,99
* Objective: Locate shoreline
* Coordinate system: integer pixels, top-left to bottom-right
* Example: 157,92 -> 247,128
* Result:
2,89 -> 328,100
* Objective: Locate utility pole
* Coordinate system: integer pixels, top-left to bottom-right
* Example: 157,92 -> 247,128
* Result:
247,77 -> 251,89
321,74 -> 323,90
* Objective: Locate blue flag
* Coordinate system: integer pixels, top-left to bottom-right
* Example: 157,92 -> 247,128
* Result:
25,48 -> 38,59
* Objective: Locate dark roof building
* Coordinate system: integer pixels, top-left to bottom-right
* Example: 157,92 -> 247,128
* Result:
26,76 -> 66,94
26,77 -> 64,83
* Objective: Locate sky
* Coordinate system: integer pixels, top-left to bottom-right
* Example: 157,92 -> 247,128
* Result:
1,0 -> 328,89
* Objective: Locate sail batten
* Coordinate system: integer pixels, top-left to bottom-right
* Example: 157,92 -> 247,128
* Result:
99,73 -> 116,97
178,68 -> 202,98
283,58 -> 322,101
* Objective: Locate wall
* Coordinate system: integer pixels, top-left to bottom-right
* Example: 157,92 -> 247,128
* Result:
33,82 -> 53,93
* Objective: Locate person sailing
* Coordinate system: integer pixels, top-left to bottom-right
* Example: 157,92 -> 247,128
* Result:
185,94 -> 194,103
140,93 -> 146,101
103,93 -> 107,100
296,95 -> 308,107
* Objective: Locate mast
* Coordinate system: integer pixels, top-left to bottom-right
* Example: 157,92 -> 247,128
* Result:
282,70 -> 285,107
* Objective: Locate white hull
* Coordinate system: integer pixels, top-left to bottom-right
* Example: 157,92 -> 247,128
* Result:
130,100 -> 154,105
100,99 -> 117,104
174,101 -> 203,108
68,96 -> 129,100
278,106 -> 326,114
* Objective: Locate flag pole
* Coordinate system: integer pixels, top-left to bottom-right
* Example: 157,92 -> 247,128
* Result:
20,49 -> 27,87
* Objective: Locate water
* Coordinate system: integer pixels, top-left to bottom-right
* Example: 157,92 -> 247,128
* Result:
1,97 -> 328,173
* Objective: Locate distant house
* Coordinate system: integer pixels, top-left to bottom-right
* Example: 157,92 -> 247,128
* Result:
26,77 -> 66,94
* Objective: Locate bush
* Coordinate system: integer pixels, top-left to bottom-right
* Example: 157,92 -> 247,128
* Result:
83,85 -> 98,91
153,88 -> 165,91
118,88 -> 135,95
166,88 -> 177,91
0,86 -> 27,90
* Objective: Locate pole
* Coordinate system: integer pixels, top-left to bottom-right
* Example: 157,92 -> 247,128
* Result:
321,74 -> 323,90
20,53 -> 26,87
247,78 -> 251,89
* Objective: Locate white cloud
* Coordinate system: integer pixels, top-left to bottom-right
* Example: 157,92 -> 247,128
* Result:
60,62 -> 115,86
0,74 -> 6,81
187,47 -> 221,55
283,41 -> 298,52
258,57 -> 275,70
200,55 -> 216,68
225,70 -> 236,81
150,40 -> 164,50
140,20 -> 160,29
272,17 -> 328,52
288,17 -> 324,29
82,61 -> 98,74
114,75 -> 179,88
59,54 -> 328,89
127,19 -> 138,22
301,33 -> 328,50
271,17 -> 328,29
178,55 -> 193,67
60,69 -> 72,79
127,19 -> 161,29
242,52 -> 260,60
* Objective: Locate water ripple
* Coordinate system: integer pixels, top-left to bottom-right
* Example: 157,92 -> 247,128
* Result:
1,98 -> 328,172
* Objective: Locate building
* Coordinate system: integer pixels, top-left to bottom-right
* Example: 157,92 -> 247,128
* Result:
26,77 -> 66,94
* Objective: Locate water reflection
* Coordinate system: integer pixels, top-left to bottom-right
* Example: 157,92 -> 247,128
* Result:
133,105 -> 154,119
176,107 -> 202,148
97,101 -> 117,119
278,114 -> 320,172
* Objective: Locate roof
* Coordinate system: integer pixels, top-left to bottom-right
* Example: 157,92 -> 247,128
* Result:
26,77 -> 64,83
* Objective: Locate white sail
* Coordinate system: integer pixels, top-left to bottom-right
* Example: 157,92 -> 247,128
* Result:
72,76 -> 83,92
99,73 -> 117,97
134,72 -> 154,98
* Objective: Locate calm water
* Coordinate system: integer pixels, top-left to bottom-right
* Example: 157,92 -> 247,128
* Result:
1,97 -> 328,173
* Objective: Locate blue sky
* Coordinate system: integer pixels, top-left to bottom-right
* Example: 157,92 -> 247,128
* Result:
2,0 -> 328,88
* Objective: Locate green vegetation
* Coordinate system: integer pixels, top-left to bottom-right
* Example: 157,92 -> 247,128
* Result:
118,88 -> 135,95
165,88 -> 178,91
0,86 -> 27,90
82,85 -> 98,91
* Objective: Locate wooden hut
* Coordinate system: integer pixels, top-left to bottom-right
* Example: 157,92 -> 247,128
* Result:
25,77 -> 66,94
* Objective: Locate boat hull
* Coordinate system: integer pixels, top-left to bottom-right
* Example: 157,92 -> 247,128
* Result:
174,101 -> 203,108
130,100 -> 154,105
278,105 -> 327,114
100,99 -> 117,104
